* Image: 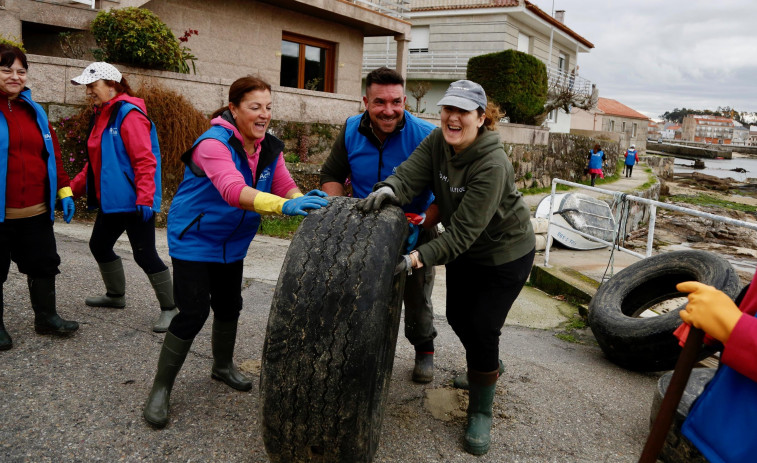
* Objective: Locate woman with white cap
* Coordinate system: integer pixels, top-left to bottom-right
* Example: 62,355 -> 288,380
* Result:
69,62 -> 177,333
357,79 -> 535,455
0,44 -> 78,350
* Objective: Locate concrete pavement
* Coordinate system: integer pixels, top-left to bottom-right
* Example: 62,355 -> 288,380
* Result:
0,166 -> 663,462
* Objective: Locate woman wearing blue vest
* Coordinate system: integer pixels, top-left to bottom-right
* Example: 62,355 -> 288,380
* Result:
69,62 -> 176,333
142,76 -> 328,428
0,45 -> 78,351
587,143 -> 605,187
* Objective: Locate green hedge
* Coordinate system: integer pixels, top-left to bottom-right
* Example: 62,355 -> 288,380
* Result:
467,49 -> 547,125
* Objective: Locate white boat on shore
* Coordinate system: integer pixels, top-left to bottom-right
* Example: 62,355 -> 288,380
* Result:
535,193 -> 616,250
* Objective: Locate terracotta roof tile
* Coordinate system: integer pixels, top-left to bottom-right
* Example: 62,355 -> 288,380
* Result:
597,98 -> 648,120
412,0 -> 518,11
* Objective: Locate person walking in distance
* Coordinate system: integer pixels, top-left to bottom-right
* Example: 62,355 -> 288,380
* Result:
320,67 -> 440,383
624,144 -> 639,178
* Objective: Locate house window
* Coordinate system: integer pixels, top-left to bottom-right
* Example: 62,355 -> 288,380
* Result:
409,26 -> 429,53
280,32 -> 335,92
517,32 -> 530,53
548,109 -> 557,122
621,121 -> 626,133
632,123 -> 637,137
558,52 -> 566,71
610,120 -> 615,131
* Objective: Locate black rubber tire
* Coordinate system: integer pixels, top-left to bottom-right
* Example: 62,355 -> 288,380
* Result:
260,197 -> 407,463
649,368 -> 714,463
588,250 -> 741,371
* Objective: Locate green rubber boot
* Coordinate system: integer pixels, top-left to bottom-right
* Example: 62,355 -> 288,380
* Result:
453,359 -> 504,390
143,332 -> 193,428
210,319 -> 252,391
86,258 -> 126,308
463,369 -> 498,455
28,277 -> 79,335
0,295 -> 12,351
147,269 -> 178,333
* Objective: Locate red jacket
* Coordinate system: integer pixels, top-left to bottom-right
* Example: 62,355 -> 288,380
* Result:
721,277 -> 757,381
0,92 -> 70,208
70,93 -> 156,207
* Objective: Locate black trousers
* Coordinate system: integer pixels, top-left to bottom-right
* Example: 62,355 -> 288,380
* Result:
0,213 -> 60,282
89,211 -> 167,274
445,248 -> 535,372
167,258 -> 244,340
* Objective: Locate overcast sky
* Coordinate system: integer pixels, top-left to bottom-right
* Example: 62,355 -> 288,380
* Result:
529,0 -> 757,120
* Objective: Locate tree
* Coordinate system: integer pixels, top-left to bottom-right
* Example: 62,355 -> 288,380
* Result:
467,50 -> 547,125
406,81 -> 431,113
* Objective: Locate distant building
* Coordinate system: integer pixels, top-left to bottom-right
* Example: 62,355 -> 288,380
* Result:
571,97 -> 649,150
662,123 -> 682,140
363,0 -> 594,133
749,126 -> 757,147
681,115 -> 734,144
732,123 -> 749,146
647,120 -> 662,140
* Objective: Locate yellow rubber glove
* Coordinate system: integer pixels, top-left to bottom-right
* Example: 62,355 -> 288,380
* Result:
253,192 -> 287,215
56,186 -> 73,199
291,192 -> 304,199
677,281 -> 743,344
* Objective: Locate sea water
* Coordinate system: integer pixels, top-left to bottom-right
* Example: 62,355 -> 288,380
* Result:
674,156 -> 757,182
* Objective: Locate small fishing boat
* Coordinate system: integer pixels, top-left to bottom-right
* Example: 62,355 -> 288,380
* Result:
535,193 -> 616,250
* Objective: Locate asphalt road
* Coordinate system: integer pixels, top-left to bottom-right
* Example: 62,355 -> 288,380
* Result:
0,222 -> 662,463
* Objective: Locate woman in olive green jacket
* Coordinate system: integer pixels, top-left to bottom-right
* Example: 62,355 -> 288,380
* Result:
358,80 -> 535,456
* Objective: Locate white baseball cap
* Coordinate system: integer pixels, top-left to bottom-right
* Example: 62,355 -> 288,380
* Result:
71,62 -> 122,85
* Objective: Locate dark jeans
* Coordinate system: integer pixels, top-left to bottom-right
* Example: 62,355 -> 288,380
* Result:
89,211 -> 167,274
626,165 -> 634,177
445,248 -> 535,372
168,258 -> 244,340
403,226 -> 438,350
0,213 -> 60,282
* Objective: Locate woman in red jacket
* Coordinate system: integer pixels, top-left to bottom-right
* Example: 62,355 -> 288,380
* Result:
0,45 -> 78,350
70,62 -> 176,333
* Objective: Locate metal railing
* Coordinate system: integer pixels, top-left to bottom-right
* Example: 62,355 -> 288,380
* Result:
547,67 -> 592,98
363,50 -> 481,75
346,0 -> 410,19
543,178 -> 757,268
411,0 -> 498,8
37,0 -> 96,7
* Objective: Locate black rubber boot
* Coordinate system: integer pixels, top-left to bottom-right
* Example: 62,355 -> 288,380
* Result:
453,359 -> 504,390
86,258 -> 126,308
0,294 -> 12,351
210,319 -> 252,391
28,276 -> 79,335
143,332 -> 193,428
463,369 -> 499,455
147,269 -> 178,333
412,352 -> 434,383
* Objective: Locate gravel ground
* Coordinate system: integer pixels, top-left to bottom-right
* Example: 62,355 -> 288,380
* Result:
0,227 -> 662,463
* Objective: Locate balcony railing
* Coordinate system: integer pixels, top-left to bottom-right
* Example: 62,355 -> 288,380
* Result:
547,67 -> 592,98
345,0 -> 410,19
411,0 -> 502,8
363,50 -> 478,75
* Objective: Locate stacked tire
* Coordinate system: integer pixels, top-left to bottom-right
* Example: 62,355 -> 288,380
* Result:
260,197 -> 408,463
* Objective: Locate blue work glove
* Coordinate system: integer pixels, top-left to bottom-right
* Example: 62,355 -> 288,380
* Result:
356,186 -> 399,212
61,196 -> 75,223
282,195 -> 329,216
304,189 -> 328,198
136,205 -> 154,222
406,223 -> 420,253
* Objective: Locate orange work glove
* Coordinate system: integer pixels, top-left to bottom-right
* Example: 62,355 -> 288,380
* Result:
677,281 -> 743,344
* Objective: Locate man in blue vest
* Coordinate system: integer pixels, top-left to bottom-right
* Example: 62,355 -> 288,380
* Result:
320,67 -> 439,383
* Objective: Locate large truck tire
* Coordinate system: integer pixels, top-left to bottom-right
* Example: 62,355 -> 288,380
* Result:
260,197 -> 407,463
588,250 -> 741,371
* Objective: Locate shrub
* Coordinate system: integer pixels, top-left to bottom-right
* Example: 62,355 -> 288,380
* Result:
90,8 -> 196,74
467,49 -> 548,125
54,80 -> 210,224
0,35 -> 25,52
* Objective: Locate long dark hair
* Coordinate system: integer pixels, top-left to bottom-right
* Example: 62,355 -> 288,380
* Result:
103,77 -> 136,97
211,76 -> 272,119
0,44 -> 27,69
593,144 -> 601,153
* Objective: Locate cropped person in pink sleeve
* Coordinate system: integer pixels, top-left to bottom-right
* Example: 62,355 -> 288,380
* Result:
69,62 -> 177,333
668,276 -> 757,461
143,75 -> 328,428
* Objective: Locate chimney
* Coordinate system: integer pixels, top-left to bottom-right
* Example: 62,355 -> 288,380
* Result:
554,10 -> 565,23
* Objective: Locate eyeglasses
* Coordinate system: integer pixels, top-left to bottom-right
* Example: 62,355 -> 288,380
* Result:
0,67 -> 28,77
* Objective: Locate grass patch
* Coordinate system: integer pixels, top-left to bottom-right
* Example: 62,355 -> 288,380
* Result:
555,333 -> 579,343
258,215 -> 304,239
666,193 -> 757,213
519,183 -> 571,196
564,317 -> 587,331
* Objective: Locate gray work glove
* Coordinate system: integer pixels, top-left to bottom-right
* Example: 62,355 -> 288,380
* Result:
356,186 -> 399,212
394,254 -> 413,275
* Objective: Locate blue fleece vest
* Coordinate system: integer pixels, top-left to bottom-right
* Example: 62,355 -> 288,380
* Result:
624,149 -> 637,166
588,149 -> 604,170
92,101 -> 162,213
167,126 -> 279,263
0,89 -> 58,222
344,111 -> 434,214
682,312 -> 757,463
